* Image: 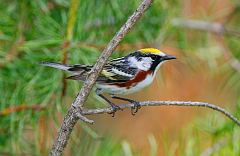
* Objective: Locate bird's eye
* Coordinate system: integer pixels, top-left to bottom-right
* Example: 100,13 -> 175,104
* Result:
151,55 -> 158,60
137,57 -> 142,61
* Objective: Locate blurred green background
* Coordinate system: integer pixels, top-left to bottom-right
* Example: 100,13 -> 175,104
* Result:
0,0 -> 240,155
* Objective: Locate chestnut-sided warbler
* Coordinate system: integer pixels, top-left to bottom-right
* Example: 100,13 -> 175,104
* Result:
41,48 -> 176,116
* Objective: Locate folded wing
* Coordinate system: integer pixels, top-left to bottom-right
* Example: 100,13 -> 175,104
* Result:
40,57 -> 138,84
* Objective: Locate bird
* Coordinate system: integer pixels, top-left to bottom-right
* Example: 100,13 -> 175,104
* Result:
40,48 -> 176,116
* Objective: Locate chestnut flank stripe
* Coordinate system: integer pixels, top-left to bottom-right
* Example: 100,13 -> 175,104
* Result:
114,70 -> 153,89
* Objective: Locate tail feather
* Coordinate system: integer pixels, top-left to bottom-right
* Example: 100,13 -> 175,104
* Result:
39,61 -> 92,77
66,75 -> 86,80
40,62 -> 71,71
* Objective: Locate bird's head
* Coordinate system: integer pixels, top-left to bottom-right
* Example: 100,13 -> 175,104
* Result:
127,48 -> 176,71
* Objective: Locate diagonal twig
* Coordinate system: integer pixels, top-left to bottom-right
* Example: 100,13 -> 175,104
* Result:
49,0 -> 153,155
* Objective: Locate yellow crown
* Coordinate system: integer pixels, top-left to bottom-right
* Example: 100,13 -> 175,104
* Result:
139,48 -> 163,54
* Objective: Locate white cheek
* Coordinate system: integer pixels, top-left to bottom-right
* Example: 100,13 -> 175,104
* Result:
137,62 -> 149,71
128,57 -> 152,71
141,62 -> 151,70
140,57 -> 153,70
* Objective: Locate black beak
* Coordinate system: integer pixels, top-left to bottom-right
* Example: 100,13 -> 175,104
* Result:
162,54 -> 176,61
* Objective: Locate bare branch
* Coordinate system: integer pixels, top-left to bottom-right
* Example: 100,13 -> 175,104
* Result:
75,112 -> 94,124
82,101 -> 240,126
50,0 -> 153,155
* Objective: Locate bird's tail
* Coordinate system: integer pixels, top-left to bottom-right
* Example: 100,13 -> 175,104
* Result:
40,61 -> 92,81
40,62 -> 72,71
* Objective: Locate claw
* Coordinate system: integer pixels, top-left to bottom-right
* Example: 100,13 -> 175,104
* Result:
108,103 -> 122,117
95,92 -> 123,117
111,95 -> 141,115
131,101 -> 141,115
108,111 -> 116,117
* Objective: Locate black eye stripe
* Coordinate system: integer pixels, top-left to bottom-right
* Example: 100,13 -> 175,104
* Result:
128,51 -> 162,61
150,55 -> 161,60
137,57 -> 142,61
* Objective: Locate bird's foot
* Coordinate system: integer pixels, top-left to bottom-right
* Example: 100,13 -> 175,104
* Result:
130,100 -> 141,115
111,95 -> 140,115
108,103 -> 122,117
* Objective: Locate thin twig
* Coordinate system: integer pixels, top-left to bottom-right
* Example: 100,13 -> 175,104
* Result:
172,18 -> 240,38
0,105 -> 46,116
82,101 -> 240,126
49,0 -> 153,155
76,112 -> 94,124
